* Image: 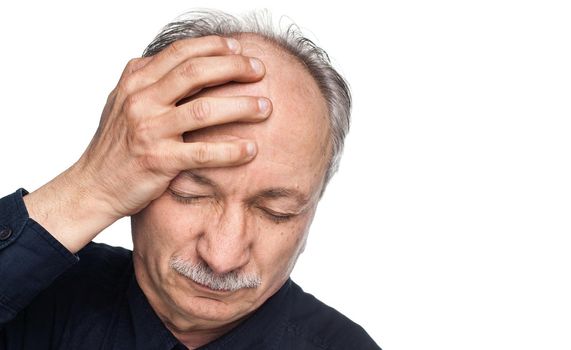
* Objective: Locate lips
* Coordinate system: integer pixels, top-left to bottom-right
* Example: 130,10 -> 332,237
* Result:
183,274 -> 234,294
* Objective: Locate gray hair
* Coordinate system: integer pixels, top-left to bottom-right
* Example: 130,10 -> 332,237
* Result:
142,9 -> 351,192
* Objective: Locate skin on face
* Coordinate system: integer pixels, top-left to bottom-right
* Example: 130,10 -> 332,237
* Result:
130,35 -> 331,345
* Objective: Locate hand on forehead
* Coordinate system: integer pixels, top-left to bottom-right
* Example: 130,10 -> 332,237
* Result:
182,35 -> 330,172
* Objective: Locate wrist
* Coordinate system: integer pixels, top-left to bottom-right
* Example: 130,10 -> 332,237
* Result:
23,166 -> 120,254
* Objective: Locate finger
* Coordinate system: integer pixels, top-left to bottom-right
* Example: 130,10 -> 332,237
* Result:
119,57 -> 154,81
139,36 -> 241,82
173,140 -> 257,169
113,57 -> 154,96
143,55 -> 265,106
113,57 -> 156,100
155,96 -> 272,136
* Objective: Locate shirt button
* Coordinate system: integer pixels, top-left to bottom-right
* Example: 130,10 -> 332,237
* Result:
0,226 -> 13,241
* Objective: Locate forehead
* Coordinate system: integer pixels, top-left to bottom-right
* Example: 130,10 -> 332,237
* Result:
183,36 -> 330,195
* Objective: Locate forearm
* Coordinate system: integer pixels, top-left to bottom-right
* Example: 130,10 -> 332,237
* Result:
22,164 -> 120,254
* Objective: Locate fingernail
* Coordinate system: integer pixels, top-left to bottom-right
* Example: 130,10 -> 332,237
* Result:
246,142 -> 256,156
250,58 -> 264,74
258,98 -> 270,114
226,38 -> 240,53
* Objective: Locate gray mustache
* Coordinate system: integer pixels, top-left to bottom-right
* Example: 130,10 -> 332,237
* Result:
169,256 -> 262,292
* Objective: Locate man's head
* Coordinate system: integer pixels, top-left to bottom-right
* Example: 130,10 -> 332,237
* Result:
143,9 -> 352,189
130,9 -> 351,333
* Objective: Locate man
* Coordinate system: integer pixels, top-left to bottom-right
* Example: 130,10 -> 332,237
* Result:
0,9 -> 380,349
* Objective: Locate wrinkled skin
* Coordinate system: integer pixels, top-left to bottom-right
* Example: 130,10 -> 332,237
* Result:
131,35 -> 331,347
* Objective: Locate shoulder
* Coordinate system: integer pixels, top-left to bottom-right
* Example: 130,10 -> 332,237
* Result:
74,241 -> 132,274
282,281 -> 381,350
62,241 -> 133,290
49,242 -> 133,305
7,242 -> 134,340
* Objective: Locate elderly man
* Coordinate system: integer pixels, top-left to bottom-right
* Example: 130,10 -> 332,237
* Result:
0,10 -> 380,349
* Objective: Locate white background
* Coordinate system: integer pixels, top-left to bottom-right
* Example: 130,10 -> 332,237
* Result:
1,1 -> 570,349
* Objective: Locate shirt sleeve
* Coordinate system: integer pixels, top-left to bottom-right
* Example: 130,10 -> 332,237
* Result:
0,188 -> 79,327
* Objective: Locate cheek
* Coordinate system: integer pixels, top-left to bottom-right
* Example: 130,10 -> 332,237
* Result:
132,194 -> 215,257
252,217 -> 309,278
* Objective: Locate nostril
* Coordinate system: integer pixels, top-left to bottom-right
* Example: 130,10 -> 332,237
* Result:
195,206 -> 252,274
197,240 -> 252,276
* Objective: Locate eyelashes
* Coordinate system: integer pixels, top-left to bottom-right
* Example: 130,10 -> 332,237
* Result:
168,190 -> 208,204
167,188 -> 296,223
258,208 -> 294,223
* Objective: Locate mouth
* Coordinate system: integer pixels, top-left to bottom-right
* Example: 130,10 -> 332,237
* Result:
175,271 -> 235,295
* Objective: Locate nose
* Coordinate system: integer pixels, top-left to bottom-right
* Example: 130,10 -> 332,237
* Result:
196,204 -> 252,275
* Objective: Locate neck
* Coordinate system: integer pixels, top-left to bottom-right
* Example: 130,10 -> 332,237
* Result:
164,318 -> 243,349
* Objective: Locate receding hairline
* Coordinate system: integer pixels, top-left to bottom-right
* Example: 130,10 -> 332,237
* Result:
234,32 -> 334,164
198,33 -> 334,174
231,32 -> 306,65
141,9 -> 351,194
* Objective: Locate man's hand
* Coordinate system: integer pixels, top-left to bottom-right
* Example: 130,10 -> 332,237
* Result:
23,36 -> 271,253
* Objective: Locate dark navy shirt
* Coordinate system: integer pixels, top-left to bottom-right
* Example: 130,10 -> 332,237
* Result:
0,189 -> 381,349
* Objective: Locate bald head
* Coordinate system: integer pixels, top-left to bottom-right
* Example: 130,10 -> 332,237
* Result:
183,35 -> 331,199
144,10 -> 351,191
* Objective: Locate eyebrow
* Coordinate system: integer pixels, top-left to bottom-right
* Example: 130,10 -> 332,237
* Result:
180,170 -> 310,207
180,170 -> 219,188
251,188 -> 310,207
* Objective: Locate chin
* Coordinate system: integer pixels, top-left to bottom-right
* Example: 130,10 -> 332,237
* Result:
168,276 -> 258,324
180,295 -> 250,323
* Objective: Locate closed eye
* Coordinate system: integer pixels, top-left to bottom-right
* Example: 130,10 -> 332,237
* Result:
168,188 -> 210,204
258,207 -> 296,223
168,188 -> 297,223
